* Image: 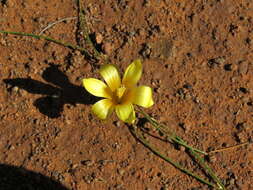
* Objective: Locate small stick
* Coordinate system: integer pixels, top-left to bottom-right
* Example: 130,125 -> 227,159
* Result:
39,17 -> 77,35
0,30 -> 91,58
208,142 -> 251,154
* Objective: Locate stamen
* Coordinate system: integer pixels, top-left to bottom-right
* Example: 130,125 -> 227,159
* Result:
116,86 -> 126,100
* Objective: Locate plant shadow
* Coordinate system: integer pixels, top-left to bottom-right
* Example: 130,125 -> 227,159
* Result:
3,64 -> 98,118
0,164 -> 69,190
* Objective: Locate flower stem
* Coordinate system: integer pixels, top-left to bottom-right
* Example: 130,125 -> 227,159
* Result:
130,124 -> 216,189
188,149 -> 226,190
77,0 -> 109,63
0,30 -> 91,57
137,109 -> 226,190
138,108 -> 207,155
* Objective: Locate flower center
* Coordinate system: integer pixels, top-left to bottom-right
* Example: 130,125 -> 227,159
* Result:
115,86 -> 126,103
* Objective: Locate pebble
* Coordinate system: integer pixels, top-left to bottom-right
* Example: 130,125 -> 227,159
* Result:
72,51 -> 83,68
19,89 -> 28,97
180,146 -> 186,152
114,121 -> 121,127
238,61 -> 248,75
140,43 -> 152,58
0,38 -> 7,46
223,64 -> 233,71
95,33 -> 103,44
115,184 -> 124,189
138,28 -> 146,37
65,119 -> 71,125
117,169 -> 125,176
83,63 -> 92,72
235,131 -> 247,143
83,175 -> 93,184
143,0 -> 151,7
12,86 -> 19,93
72,164 -> 79,169
81,160 -> 94,167
229,178 -> 235,185
102,42 -> 113,55
155,87 -> 162,93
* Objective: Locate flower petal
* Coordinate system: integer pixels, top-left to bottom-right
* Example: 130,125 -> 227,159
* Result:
133,86 -> 154,108
125,109 -> 136,124
122,59 -> 142,88
115,104 -> 135,123
83,78 -> 112,98
91,99 -> 114,119
100,64 -> 121,92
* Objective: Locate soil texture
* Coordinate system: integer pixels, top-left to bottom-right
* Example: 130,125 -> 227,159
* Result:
0,0 -> 253,189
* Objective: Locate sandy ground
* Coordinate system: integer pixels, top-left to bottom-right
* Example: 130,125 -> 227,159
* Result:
0,0 -> 253,189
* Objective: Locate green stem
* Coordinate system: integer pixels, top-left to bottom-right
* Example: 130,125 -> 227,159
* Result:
78,0 -> 107,62
130,125 -> 216,189
138,108 -> 207,155
188,149 -> 226,190
0,30 -> 91,57
138,109 -> 226,190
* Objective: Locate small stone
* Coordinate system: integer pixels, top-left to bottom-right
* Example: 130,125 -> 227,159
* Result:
183,83 -> 192,89
143,0 -> 151,6
81,160 -> 94,167
139,43 -> 152,58
72,164 -> 78,169
229,178 -> 235,185
84,175 -> 93,184
235,131 -> 247,143
83,63 -> 92,72
114,121 -> 121,127
117,169 -> 125,176
72,51 -> 83,67
238,61 -> 248,75
102,42 -> 113,55
156,87 -> 162,93
180,146 -> 186,152
231,64 -> 238,71
19,89 -> 28,97
65,119 -> 71,125
9,145 -> 15,150
239,87 -> 248,94
0,38 -> 7,46
12,86 -> 19,93
138,28 -> 146,36
95,33 -> 103,44
224,64 -> 233,71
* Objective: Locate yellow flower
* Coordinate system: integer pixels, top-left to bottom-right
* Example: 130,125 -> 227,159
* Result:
82,59 -> 154,123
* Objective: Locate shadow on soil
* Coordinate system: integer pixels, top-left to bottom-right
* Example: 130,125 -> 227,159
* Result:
3,64 -> 98,118
0,164 -> 68,190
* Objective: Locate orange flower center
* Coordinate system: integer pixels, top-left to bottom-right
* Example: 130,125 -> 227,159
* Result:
112,85 -> 127,104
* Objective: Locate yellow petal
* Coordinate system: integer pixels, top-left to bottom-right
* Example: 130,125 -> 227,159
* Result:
91,99 -> 114,119
100,64 -> 121,92
122,59 -> 142,88
125,109 -> 136,124
83,78 -> 112,98
115,104 -> 135,123
133,86 -> 154,108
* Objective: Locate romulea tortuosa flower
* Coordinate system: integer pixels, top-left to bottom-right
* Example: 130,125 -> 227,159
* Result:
83,59 -> 154,123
